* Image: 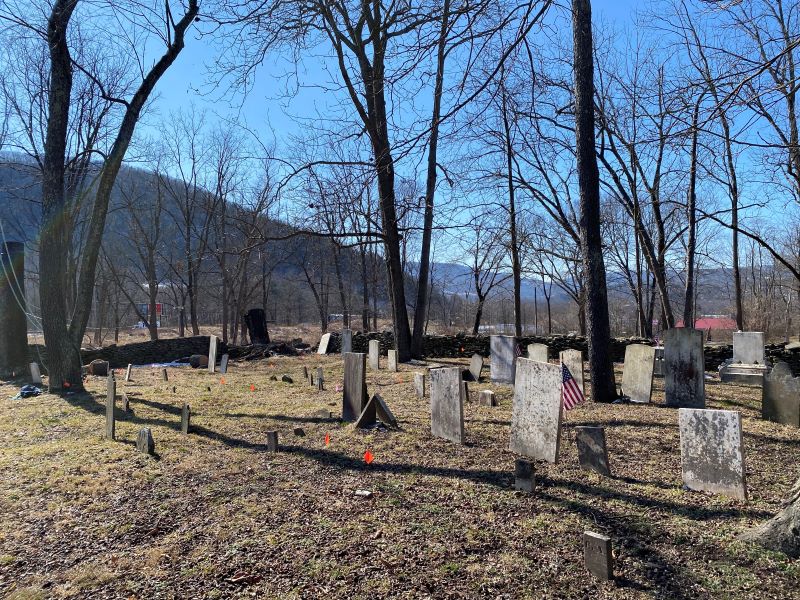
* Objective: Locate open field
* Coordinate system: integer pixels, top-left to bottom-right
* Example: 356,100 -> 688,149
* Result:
1,357 -> 799,598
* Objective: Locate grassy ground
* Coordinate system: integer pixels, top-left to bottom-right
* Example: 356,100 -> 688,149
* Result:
1,356 -> 798,599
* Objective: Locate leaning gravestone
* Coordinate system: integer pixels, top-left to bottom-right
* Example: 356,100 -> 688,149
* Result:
318,333 -> 332,355
678,408 -> 747,500
527,343 -> 549,363
368,340 -> 380,371
341,328 -> 353,354
468,354 -> 484,382
734,331 -> 766,364
220,354 -> 229,375
559,349 -> 584,394
136,428 -> 155,455
375,394 -> 398,427
30,362 -> 42,386
584,532 -> 614,581
387,349 -> 398,372
414,372 -> 426,398
430,367 -> 465,444
342,353 -> 368,421
622,344 -> 656,403
510,359 -> 563,463
490,335 -> 517,384
762,362 -> 800,426
124,363 -> 132,383
106,374 -> 116,441
354,394 -> 378,429
575,426 -> 611,476
208,335 -> 218,374
664,328 -> 705,408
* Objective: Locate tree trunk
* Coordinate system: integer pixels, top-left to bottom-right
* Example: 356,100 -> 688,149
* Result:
501,79 -> 523,338
741,475 -> 800,558
683,96 -> 701,327
472,295 -> 486,335
572,0 -> 617,402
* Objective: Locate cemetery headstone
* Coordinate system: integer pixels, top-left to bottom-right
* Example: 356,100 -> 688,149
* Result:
181,403 -> 191,435
314,409 -> 333,419
162,368 -> 169,382
88,360 -> 109,377
266,431 -> 279,452
414,372 -> 426,398
354,394 -> 378,429
368,340 -> 380,371
734,331 -> 766,364
622,344 -> 656,403
387,349 -> 398,372
30,362 -> 42,385
527,343 -> 549,363
575,426 -> 611,476
136,428 -> 155,455
678,408 -> 747,500
124,363 -> 132,383
342,353 -> 368,421
208,335 -> 218,374
514,458 -> 535,493
664,328 -> 705,408
462,380 -> 470,402
468,354 -> 484,382
318,333 -> 332,355
653,346 -> 665,377
584,532 -> 614,581
510,358 -> 562,463
293,427 -> 305,437
220,354 -> 229,375
375,394 -> 398,427
341,328 -> 353,354
316,367 -> 324,391
430,367 -> 465,444
303,366 -> 309,381
762,362 -> 800,426
281,374 -> 293,384
105,374 -> 116,441
490,335 -> 517,384
559,349 -> 584,394
122,392 -> 130,413
479,390 -> 497,407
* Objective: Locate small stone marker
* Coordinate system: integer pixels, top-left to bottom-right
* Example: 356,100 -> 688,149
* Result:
584,531 -> 614,581
622,344 -> 656,403
733,331 -> 766,364
575,426 -> 611,476
220,354 -> 229,375
664,328 -> 705,408
479,390 -> 497,407
293,427 -> 305,437
468,354 -> 484,382
559,349 -> 584,394
354,394 -> 378,429
208,335 -> 218,373
105,374 -> 116,441
341,328 -> 353,353
678,408 -> 747,500
316,367 -> 324,391
314,409 -> 333,419
430,367 -> 464,444
374,394 -> 398,427
29,362 -> 42,385
124,363 -> 132,382
490,335 -> 517,384
514,458 -> 535,493
162,368 -> 169,382
318,333 -> 332,355
181,403 -> 191,435
343,353 -> 368,421
266,431 -> 279,452
387,349 -> 398,372
762,362 -> 800,426
510,359 -> 563,463
122,392 -> 130,412
303,366 -> 309,380
136,428 -> 155,455
281,374 -> 293,384
413,372 -> 426,398
462,380 -> 470,402
527,343 -> 548,363
368,340 -> 380,371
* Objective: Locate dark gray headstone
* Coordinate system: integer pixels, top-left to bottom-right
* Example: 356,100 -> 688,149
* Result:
136,428 -> 155,455
763,362 -> 800,426
343,353 -> 368,422
302,366 -> 309,380
664,328 -> 705,408
575,426 -> 611,476
584,531 -> 614,581
281,374 -> 293,384
293,427 -> 305,437
266,431 -> 279,452
122,392 -> 130,413
162,368 -> 169,382
181,403 -> 191,435
341,328 -> 353,353
105,375 -> 116,441
469,354 -> 484,382
375,394 -> 398,427
220,353 -> 229,375
354,394 -> 377,429
316,367 -> 324,391
430,367 -> 464,444
490,335 -> 517,384
514,458 -> 535,493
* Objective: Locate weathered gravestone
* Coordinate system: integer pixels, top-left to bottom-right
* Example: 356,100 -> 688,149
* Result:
354,394 -> 378,428
575,426 -> 611,476
342,353 -> 368,422
468,354 -> 484,382
490,335 -> 517,384
387,349 -> 398,372
162,367 -> 169,382
510,359 -> 563,463
220,354 -> 229,375
105,374 -> 116,441
414,372 -> 426,398
664,328 -> 705,408
375,394 -> 398,427
208,335 -> 218,374
316,367 -> 324,391
622,344 -> 656,404
653,346 -> 665,377
266,430 -> 279,452
181,403 -> 191,435
136,428 -> 155,455
734,331 -> 766,364
302,366 -> 309,381
30,362 -> 42,386
341,328 -> 353,354
124,363 -> 132,382
762,362 -> 800,426
318,333 -> 332,355
678,408 -> 747,500
584,532 -> 614,581
514,458 -> 535,493
368,340 -> 380,371
527,343 -> 549,363
479,390 -> 497,407
430,367 -> 465,444
121,392 -> 130,413
559,349 -> 584,395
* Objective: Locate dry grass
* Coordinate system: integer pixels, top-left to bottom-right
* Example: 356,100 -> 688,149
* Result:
1,356 -> 799,598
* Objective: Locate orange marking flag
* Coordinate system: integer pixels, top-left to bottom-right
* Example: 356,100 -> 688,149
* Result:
325,433 -> 330,447
364,450 -> 374,465
220,377 -> 226,385
250,384 -> 256,392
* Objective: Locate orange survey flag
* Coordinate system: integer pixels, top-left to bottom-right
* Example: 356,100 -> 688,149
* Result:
325,433 -> 330,447
220,377 -> 226,385
364,449 -> 374,465
250,384 -> 255,392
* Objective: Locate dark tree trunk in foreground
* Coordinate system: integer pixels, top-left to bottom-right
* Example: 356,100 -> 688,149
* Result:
741,475 -> 800,558
683,96 -> 701,328
572,0 -> 617,402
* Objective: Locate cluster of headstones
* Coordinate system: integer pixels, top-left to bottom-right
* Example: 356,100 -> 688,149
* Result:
319,330 -> 402,374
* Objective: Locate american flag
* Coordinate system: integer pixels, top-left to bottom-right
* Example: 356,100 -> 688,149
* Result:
561,363 -> 585,410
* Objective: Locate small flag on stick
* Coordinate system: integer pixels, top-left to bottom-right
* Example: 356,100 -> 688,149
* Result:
561,363 -> 585,410
220,377 -> 226,385
325,432 -> 330,447
250,384 -> 256,392
364,449 -> 374,465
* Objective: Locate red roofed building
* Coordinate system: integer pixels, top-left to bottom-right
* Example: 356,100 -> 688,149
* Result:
675,315 -> 738,342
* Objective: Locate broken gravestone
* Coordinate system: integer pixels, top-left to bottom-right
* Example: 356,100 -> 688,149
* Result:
490,335 -> 517,384
575,426 -> 611,476
136,428 -> 155,455
622,344 -> 656,404
510,359 -> 562,463
468,354 -> 484,382
342,352 -> 368,422
430,367 -> 464,444
354,394 -> 378,428
664,328 -> 705,408
762,362 -> 800,427
678,408 -> 747,501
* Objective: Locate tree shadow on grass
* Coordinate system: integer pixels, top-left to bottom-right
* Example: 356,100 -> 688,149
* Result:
220,412 -> 341,424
